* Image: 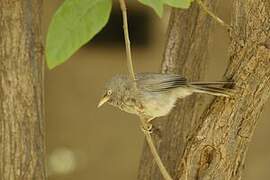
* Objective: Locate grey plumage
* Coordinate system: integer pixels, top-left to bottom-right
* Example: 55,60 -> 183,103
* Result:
98,73 -> 233,120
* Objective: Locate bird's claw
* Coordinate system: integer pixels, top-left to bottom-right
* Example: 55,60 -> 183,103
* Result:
140,123 -> 153,134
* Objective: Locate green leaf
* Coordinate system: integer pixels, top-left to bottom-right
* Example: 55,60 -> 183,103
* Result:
46,0 -> 112,69
138,0 -> 193,17
138,0 -> 164,17
164,0 -> 193,9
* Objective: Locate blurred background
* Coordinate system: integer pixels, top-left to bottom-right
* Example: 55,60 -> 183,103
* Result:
43,1 -> 270,180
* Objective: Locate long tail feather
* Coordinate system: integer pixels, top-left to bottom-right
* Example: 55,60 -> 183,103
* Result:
190,81 -> 234,86
189,82 -> 234,97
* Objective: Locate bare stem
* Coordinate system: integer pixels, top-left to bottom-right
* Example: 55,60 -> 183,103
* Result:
119,0 -> 136,81
140,118 -> 173,180
196,0 -> 231,29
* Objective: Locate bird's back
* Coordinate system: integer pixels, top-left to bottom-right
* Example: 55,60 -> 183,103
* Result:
135,73 -> 188,92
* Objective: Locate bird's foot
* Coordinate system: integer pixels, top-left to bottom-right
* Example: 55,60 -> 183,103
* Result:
140,122 -> 153,134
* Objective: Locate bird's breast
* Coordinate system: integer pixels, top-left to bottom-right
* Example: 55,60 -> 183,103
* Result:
109,94 -> 142,116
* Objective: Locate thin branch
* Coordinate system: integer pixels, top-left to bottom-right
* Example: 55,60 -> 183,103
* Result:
140,118 -> 173,180
119,0 -> 136,81
118,1 -> 170,178
196,0 -> 231,29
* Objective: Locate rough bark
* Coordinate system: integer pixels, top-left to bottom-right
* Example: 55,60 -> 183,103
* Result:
138,0 -> 218,179
0,1 -> 46,180
138,0 -> 270,180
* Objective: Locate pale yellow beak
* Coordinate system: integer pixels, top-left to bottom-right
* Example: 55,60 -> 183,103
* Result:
97,95 -> 110,108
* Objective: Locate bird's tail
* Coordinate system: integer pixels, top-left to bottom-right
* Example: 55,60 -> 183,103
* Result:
189,81 -> 234,97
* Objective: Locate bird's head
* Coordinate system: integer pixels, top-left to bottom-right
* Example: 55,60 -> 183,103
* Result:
97,75 -> 129,108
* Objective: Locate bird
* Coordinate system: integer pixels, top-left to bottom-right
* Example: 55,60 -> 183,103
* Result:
98,73 -> 233,122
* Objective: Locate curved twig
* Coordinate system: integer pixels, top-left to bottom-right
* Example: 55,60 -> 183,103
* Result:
119,1 -> 172,179
140,118 -> 173,180
196,0 -> 231,29
119,0 -> 136,81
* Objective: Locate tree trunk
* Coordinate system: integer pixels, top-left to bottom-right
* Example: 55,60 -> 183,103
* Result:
138,0 -> 270,179
0,1 -> 46,179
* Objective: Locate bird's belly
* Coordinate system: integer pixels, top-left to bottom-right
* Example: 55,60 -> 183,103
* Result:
141,93 -> 177,118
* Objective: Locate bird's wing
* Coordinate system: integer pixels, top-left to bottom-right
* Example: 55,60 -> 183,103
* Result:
136,73 -> 187,92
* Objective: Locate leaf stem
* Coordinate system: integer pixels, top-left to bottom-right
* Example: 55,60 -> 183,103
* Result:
140,118 -> 173,180
196,0 -> 231,29
119,0 -> 136,81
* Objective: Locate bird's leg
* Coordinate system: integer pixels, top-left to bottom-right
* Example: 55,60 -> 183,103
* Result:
147,117 -> 156,123
140,117 -> 153,133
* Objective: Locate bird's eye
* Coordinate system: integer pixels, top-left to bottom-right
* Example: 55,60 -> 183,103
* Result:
107,90 -> 112,95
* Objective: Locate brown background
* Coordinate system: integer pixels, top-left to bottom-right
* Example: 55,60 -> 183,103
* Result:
43,1 -> 270,180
